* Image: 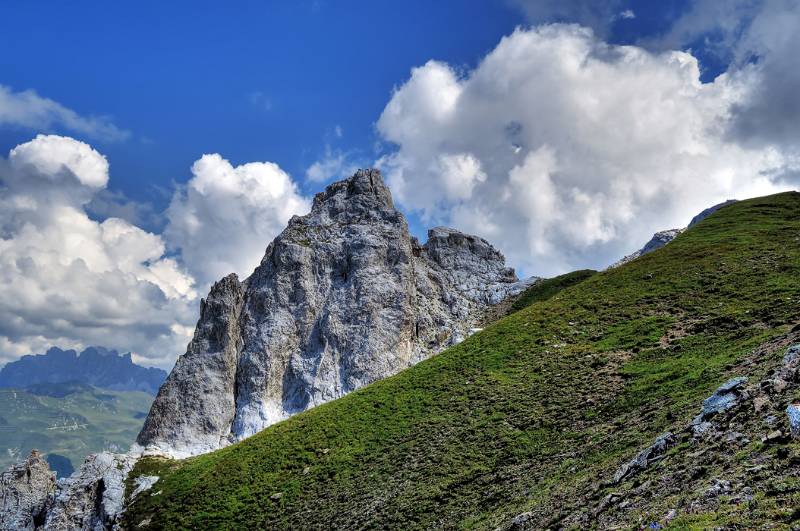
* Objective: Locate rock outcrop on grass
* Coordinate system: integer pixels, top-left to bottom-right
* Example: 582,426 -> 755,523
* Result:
541,339 -> 800,529
138,169 -> 529,457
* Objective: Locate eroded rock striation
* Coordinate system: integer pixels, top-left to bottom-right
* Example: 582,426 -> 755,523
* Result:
44,452 -> 136,531
138,169 -> 527,457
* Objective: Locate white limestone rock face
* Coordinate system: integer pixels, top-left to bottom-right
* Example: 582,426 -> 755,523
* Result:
138,169 -> 522,456
0,450 -> 55,531
44,452 -> 136,531
137,274 -> 243,457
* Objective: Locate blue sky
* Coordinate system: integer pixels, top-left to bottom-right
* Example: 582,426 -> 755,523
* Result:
1,1 -> 524,226
0,0 -> 712,230
1,0 -> 798,366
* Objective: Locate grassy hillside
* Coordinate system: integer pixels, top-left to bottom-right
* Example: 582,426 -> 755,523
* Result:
509,268 -> 596,313
0,384 -> 153,476
125,192 -> 800,529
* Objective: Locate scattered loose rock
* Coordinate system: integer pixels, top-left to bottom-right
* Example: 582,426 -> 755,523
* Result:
695,377 -> 748,421
705,478 -> 731,498
786,403 -> 800,439
692,377 -> 749,435
612,432 -> 675,484
509,511 -> 534,529
753,395 -> 769,413
761,430 -> 785,444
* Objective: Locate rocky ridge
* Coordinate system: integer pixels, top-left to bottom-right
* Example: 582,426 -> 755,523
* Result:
0,450 -> 140,531
137,169 -> 532,457
43,452 -> 136,531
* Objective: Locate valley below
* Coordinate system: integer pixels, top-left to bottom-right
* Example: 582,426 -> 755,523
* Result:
0,384 -> 153,477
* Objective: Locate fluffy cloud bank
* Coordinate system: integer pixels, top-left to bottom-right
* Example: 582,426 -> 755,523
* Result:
377,24 -> 794,275
165,153 -> 310,286
0,133 -> 311,367
0,135 -> 196,367
0,85 -> 129,142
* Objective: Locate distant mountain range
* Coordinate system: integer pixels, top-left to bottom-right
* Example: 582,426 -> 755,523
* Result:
0,346 -> 167,395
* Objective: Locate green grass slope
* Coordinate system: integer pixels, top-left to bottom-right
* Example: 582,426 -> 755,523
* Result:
0,385 -> 153,476
125,192 -> 800,530
509,268 -> 597,314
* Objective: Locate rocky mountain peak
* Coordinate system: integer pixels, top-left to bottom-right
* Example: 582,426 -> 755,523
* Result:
308,167 -> 394,218
138,168 -> 527,457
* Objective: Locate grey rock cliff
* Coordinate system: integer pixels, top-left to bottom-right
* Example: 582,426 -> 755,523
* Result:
1,450 -> 137,531
0,451 -> 55,531
138,169 -> 523,457
137,275 -> 243,456
44,452 -> 135,531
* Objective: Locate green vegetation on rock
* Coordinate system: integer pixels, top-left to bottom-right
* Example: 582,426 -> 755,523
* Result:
125,192 -> 800,529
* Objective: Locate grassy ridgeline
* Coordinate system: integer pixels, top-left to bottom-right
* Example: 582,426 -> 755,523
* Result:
509,268 -> 597,314
126,192 -> 800,529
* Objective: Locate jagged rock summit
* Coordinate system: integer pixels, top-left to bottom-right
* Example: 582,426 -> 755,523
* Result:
138,169 -> 530,457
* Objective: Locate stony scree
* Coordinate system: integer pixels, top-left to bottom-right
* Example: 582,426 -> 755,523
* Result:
138,169 -> 524,457
0,450 -> 55,531
611,432 -> 675,484
787,403 -> 800,439
692,376 -> 748,425
540,339 -> 800,529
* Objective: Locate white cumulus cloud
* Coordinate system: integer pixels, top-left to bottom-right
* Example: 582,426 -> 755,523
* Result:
165,153 -> 310,287
0,135 -> 196,368
377,24 -> 794,276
